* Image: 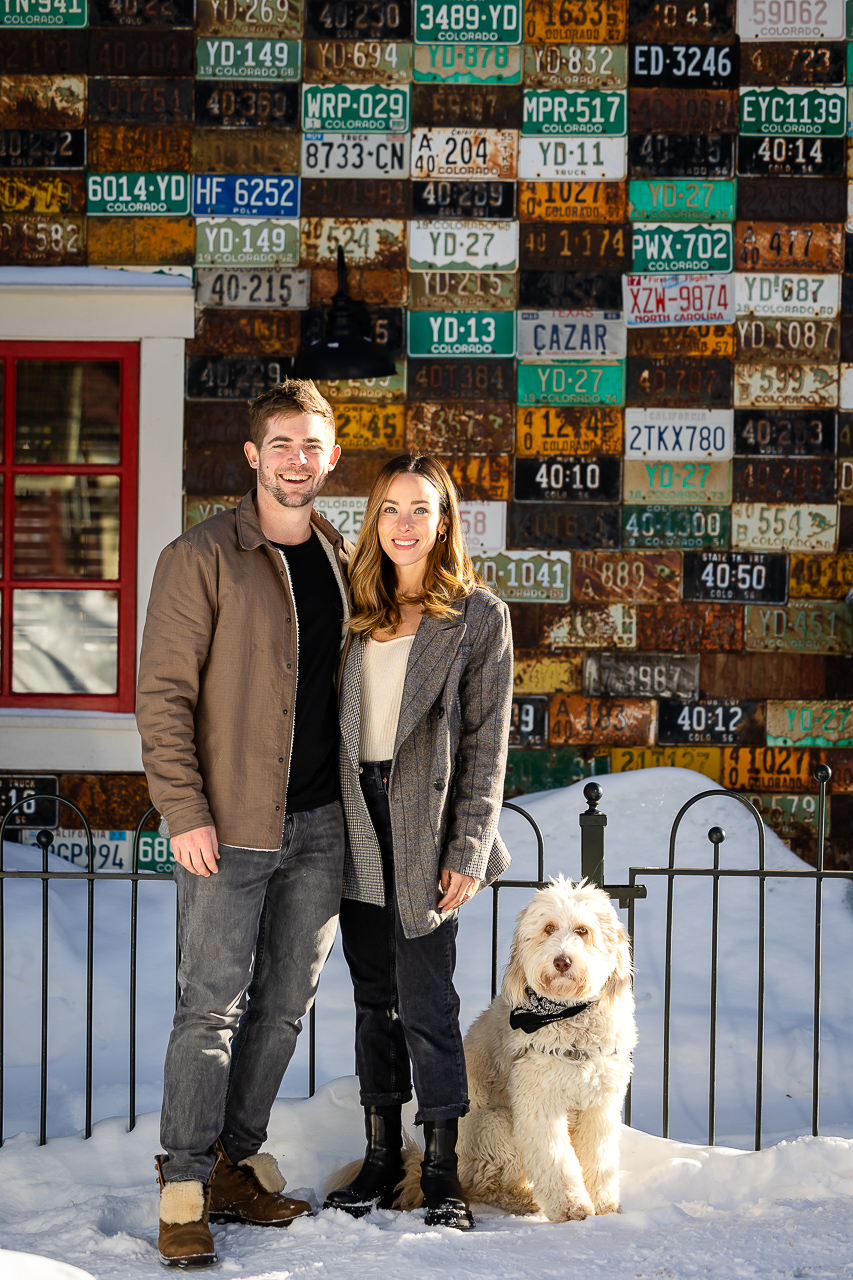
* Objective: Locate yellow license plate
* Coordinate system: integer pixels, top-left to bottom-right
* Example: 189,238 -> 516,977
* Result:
611,746 -> 723,782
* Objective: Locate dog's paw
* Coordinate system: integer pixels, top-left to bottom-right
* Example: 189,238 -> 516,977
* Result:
592,1198 -> 621,1216
546,1197 -> 595,1222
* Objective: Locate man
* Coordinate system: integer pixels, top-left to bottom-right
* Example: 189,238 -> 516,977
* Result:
137,380 -> 350,1267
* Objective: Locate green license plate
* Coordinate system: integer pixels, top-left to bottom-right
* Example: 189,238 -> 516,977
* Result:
628,179 -> 737,222
87,172 -> 190,216
504,746 -> 609,797
849,0 -> 853,36
471,550 -> 571,601
407,310 -> 516,356
195,38 -> 302,81
848,41 -> 853,84
415,0 -> 523,44
195,217 -> 300,266
301,83 -> 410,132
414,43 -> 522,82
523,44 -> 627,89
622,505 -> 731,549
517,362 -> 625,405
739,87 -> 847,137
1,0 -> 87,23
631,222 -> 733,273
522,89 -> 627,136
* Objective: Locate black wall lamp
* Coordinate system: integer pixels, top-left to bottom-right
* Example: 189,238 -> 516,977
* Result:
292,244 -> 397,380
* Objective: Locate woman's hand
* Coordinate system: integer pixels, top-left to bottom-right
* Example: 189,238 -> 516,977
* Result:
438,869 -> 477,912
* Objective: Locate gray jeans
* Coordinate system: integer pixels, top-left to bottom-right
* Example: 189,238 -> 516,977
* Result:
159,801 -> 346,1183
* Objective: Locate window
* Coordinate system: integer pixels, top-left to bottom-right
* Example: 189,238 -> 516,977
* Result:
0,342 -> 139,711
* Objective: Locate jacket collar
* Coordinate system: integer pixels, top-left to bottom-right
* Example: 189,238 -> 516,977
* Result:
235,489 -> 345,555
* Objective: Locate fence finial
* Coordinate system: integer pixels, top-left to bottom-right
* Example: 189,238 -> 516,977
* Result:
579,782 -> 607,887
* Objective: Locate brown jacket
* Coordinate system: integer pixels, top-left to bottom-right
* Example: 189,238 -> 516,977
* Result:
136,492 -> 350,849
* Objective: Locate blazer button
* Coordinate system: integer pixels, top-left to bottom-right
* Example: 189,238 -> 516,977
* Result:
434,780 -> 443,791
358,766 -> 363,774
438,707 -> 445,718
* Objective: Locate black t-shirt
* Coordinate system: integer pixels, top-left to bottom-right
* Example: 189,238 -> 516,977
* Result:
270,531 -> 343,813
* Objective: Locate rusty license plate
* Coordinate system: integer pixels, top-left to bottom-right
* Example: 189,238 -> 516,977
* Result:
0,128 -> 85,169
188,309 -> 300,355
519,269 -> 622,309
524,0 -> 627,43
520,221 -> 630,269
186,354 -> 292,399
514,455 -> 622,501
732,457 -> 837,503
196,217 -> 299,266
301,216 -> 406,267
195,81 -> 298,128
839,457 -> 853,500
637,601 -> 743,650
584,651 -> 698,697
86,214 -> 194,263
517,310 -> 626,362
549,693 -> 655,745
735,318 -> 840,364
88,29 -> 195,75
473,550 -> 572,602
622,504 -> 730,548
504,747 -> 611,797
789,551 -> 853,598
306,0 -> 411,38
89,77 -> 193,124
89,123 -> 191,171
738,179 -> 847,224
732,502 -> 838,552
0,75 -> 85,129
628,131 -> 733,177
627,324 -> 734,357
735,272 -> 840,318
196,37 -> 303,80
304,40 -> 411,82
744,601 -> 852,652
572,549 -> 681,601
409,270 -> 517,310
405,402 -> 514,452
767,700 -> 853,747
316,360 -> 407,402
514,651 -> 583,693
413,44 -> 523,83
409,219 -> 518,271
412,179 -> 515,219
628,88 -> 737,133
300,178 -> 410,218
623,459 -> 732,503
682,549 -> 787,603
508,695 -> 550,747
195,267 -> 310,308
412,85 -> 522,127
737,136 -> 844,178
0,171 -> 85,212
516,405 -> 623,455
612,745 -> 723,780
658,699 -> 765,745
523,42 -> 626,88
740,42 -> 846,85
518,178 -> 626,220
193,129 -> 300,173
628,0 -> 734,40
544,603 -> 637,648
411,127 -> 518,179
302,305 -> 403,356
0,212 -> 85,262
198,0 -> 304,39
408,356 -> 515,400
328,404 -> 405,450
743,792 -> 829,853
722,745 -> 814,792
734,363 -> 838,409
629,42 -> 737,88
436,455 -> 511,500
1,33 -> 88,75
508,502 -> 621,549
626,357 -> 733,407
735,221 -> 844,273
90,0 -> 195,22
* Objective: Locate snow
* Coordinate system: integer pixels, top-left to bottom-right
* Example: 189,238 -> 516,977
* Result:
1,767 -> 852,1278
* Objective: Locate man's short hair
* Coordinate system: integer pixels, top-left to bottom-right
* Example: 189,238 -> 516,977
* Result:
247,380 -> 336,450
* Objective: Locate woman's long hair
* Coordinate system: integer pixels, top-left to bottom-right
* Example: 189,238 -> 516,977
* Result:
347,455 -> 481,637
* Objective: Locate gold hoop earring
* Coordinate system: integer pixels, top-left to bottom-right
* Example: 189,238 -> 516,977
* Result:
438,531 -> 447,542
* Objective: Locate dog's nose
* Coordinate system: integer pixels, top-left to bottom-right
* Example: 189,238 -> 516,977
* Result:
553,956 -> 571,973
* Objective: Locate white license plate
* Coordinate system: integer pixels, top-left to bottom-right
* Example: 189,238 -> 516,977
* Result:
625,409 -> 734,460
408,219 -> 518,272
516,310 -> 626,361
841,365 -> 853,409
623,274 -> 735,327
734,273 -> 841,318
518,135 -> 627,179
300,217 -> 406,266
734,363 -> 839,408
411,127 -> 518,179
300,132 -> 411,178
737,0 -> 844,39
195,267 -> 310,308
314,497 -> 368,540
732,503 -> 838,552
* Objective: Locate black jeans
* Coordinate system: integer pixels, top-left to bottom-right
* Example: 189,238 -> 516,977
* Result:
339,761 -> 469,1125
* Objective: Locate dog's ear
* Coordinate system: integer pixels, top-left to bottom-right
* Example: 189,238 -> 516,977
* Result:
601,917 -> 633,1005
501,933 -> 529,1009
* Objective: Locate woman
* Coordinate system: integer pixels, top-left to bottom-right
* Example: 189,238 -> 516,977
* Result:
324,455 -> 513,1231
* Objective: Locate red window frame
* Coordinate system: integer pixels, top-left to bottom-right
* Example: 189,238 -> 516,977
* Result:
0,341 -> 139,712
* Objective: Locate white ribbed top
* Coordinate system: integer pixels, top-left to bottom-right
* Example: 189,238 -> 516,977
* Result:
359,633 -> 416,762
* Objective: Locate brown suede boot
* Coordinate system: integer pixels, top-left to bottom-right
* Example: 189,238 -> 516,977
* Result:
208,1140 -> 312,1226
156,1154 -> 217,1269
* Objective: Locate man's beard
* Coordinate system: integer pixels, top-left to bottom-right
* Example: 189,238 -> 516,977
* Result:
258,466 -> 328,509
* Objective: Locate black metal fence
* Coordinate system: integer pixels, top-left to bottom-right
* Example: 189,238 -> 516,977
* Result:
1,771 -> 849,1151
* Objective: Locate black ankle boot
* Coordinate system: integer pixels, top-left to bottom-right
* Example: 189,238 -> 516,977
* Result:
420,1119 -> 475,1231
323,1105 -> 404,1217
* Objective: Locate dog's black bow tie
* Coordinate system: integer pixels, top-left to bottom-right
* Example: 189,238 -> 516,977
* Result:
509,994 -> 592,1034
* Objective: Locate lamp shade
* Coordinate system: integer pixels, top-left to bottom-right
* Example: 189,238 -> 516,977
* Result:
292,245 -> 397,380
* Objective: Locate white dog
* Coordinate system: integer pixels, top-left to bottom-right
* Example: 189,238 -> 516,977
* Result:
455,877 -> 636,1222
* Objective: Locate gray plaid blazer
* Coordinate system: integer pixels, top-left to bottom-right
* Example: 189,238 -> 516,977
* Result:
339,587 -> 513,939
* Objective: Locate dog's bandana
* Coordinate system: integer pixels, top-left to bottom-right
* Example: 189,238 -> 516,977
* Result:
509,990 -> 592,1034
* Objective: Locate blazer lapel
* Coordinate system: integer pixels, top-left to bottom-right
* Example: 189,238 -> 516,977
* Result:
394,612 -> 466,754
339,634 -> 364,771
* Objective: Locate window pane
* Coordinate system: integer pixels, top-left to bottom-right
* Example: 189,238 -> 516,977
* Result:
12,589 -> 118,694
14,475 -> 120,579
15,361 -> 121,464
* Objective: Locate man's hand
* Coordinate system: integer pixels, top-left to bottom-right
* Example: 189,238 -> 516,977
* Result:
171,825 -> 220,876
438,868 -> 477,912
